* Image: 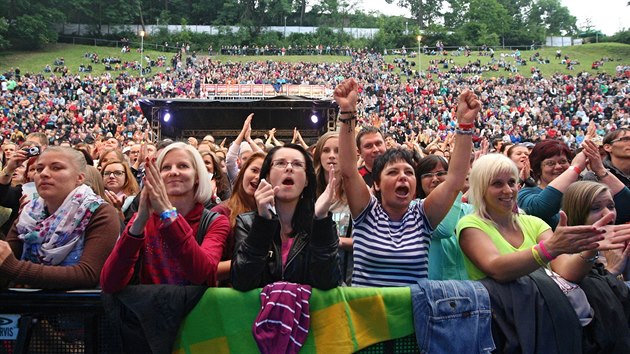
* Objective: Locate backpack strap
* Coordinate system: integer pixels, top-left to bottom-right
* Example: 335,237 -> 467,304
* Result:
195,208 -> 220,245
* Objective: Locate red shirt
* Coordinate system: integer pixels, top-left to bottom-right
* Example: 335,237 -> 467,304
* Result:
100,203 -> 229,293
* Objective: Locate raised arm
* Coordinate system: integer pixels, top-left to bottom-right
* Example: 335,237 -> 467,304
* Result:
424,90 -> 479,228
334,79 -> 371,218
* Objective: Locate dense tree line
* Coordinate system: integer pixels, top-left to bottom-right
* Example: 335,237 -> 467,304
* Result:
0,0 -> 627,50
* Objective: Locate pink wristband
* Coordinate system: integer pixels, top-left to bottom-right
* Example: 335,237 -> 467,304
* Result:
538,241 -> 555,262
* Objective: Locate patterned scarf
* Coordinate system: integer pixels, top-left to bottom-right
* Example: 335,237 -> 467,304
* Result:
17,184 -> 104,266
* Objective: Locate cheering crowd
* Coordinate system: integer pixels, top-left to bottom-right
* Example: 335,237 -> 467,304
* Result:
0,46 -> 629,352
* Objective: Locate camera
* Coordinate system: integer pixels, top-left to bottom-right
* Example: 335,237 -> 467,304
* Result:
23,146 -> 41,157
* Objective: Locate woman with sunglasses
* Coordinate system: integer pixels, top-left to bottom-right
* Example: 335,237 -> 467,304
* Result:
518,139 -> 628,230
231,144 -> 340,291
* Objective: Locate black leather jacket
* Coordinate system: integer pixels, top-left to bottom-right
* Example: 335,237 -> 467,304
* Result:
231,211 -> 340,291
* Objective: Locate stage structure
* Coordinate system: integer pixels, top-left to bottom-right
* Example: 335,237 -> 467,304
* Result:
138,96 -> 338,143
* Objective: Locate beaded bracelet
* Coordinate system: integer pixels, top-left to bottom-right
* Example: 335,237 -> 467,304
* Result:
159,207 -> 178,221
338,111 -> 357,124
455,129 -> 474,135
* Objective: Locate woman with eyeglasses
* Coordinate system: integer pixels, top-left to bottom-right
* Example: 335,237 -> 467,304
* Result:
100,160 -> 139,220
518,139 -> 627,230
231,144 -> 341,291
417,155 -> 473,280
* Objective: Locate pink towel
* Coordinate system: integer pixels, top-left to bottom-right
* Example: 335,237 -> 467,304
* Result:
253,281 -> 312,354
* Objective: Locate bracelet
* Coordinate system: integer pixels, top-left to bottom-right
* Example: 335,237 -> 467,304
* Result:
455,129 -> 474,135
538,241 -> 556,262
159,207 -> 178,221
570,165 -> 582,175
596,170 -> 609,179
579,251 -> 599,263
458,122 -> 474,130
531,246 -> 548,267
337,111 -> 358,125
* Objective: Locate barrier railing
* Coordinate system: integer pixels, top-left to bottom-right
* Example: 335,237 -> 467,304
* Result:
0,289 -> 419,354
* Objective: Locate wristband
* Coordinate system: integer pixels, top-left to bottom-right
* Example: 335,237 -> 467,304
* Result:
458,122 -> 474,130
531,246 -> 548,267
159,207 -> 178,221
538,241 -> 556,262
570,165 -> 582,175
455,129 -> 474,135
596,170 -> 609,179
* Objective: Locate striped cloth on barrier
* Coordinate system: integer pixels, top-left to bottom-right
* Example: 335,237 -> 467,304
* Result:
172,286 -> 414,353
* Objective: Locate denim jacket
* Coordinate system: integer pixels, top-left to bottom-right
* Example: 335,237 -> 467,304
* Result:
411,280 -> 494,354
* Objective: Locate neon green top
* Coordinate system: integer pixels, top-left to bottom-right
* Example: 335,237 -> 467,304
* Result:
456,214 -> 551,280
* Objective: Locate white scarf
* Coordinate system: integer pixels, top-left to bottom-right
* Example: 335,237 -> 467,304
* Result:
17,184 -> 104,266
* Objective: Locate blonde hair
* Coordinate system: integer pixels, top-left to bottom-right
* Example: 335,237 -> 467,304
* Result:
468,153 -> 519,222
562,181 -> 609,226
84,165 -> 106,198
156,142 -> 212,205
40,146 -> 87,174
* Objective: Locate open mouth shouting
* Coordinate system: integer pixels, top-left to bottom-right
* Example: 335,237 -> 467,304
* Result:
395,185 -> 410,198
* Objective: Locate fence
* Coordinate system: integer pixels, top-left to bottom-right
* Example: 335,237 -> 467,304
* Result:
0,289 -> 419,354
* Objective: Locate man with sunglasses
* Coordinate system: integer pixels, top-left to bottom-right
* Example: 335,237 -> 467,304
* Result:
602,128 -> 630,187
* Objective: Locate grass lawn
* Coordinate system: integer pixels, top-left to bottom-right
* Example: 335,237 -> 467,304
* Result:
0,42 -> 628,79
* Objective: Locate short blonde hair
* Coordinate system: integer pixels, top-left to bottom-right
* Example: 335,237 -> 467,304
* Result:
468,154 -> 518,221
157,142 -> 212,205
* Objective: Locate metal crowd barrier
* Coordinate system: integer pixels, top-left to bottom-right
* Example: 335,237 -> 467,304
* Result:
0,289 -> 419,354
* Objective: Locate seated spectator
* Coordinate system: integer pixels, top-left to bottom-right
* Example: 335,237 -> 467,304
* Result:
0,147 -> 119,289
231,144 -> 340,291
101,142 -> 229,293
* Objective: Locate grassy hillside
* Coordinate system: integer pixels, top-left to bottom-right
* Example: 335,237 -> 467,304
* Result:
0,42 -> 628,79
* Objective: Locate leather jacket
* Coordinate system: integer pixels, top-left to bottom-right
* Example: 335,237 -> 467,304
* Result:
231,211 -> 340,291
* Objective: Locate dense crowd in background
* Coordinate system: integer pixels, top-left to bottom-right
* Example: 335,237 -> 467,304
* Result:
0,44 -> 630,353
0,46 -> 628,154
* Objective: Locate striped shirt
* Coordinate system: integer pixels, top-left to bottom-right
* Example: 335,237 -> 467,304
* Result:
352,195 -> 433,287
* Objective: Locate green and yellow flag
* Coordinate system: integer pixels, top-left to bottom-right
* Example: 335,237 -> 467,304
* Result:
173,287 -> 414,354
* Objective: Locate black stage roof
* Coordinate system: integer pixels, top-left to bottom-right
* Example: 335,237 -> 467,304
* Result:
138,96 -> 337,140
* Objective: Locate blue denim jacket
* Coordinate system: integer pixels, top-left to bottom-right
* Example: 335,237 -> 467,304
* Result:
411,280 -> 494,354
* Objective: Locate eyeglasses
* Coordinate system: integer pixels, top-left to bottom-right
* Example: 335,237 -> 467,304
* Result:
104,170 -> 125,177
542,159 -> 569,167
610,136 -> 630,144
271,160 -> 306,170
420,171 -> 448,179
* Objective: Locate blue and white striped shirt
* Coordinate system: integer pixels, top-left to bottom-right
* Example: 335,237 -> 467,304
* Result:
352,196 -> 433,287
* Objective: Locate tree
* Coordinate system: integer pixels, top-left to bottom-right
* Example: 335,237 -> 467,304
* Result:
0,17 -> 10,49
529,0 -> 577,35
385,0 -> 442,29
